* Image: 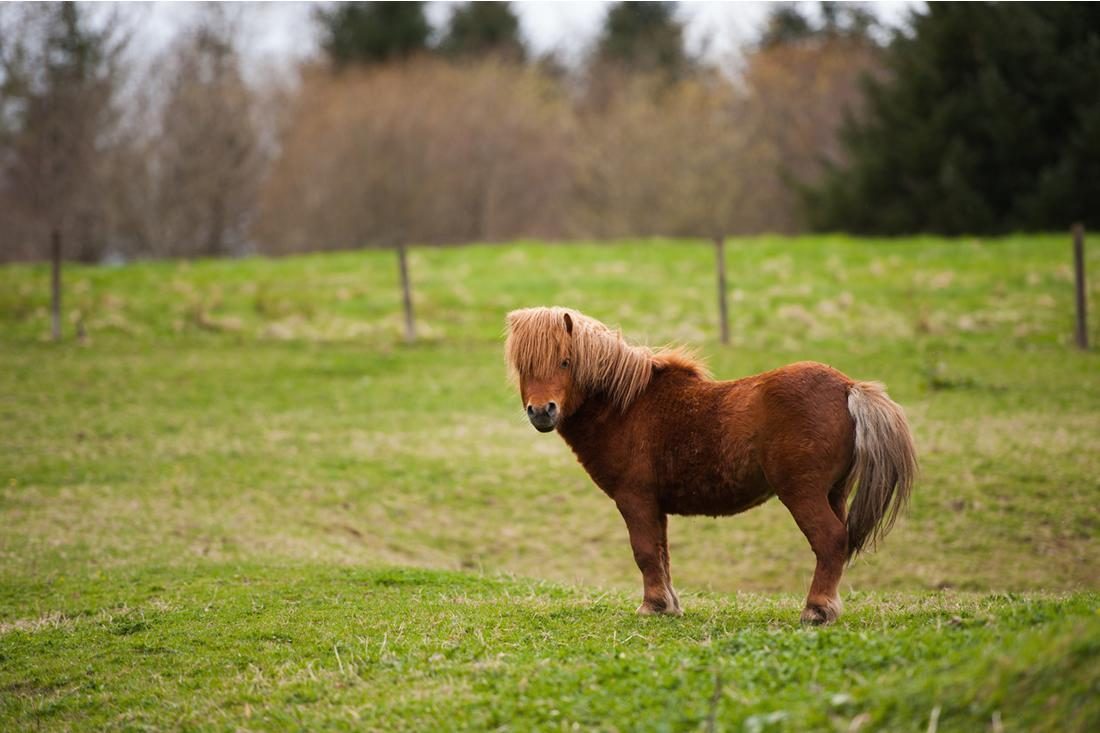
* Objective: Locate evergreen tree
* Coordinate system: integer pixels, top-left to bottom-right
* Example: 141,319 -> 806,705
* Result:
315,2 -> 431,67
595,2 -> 692,78
760,2 -> 879,49
439,2 -> 525,61
759,3 -> 814,48
805,3 -> 1100,234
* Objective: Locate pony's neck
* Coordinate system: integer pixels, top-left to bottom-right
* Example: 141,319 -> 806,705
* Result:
557,362 -> 687,465
559,389 -> 617,441
556,361 -> 701,454
556,388 -> 622,486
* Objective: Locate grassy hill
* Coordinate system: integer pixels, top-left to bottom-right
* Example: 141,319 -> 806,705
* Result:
2,235 -> 1098,730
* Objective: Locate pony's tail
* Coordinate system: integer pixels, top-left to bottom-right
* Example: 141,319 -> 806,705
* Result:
842,381 -> 918,560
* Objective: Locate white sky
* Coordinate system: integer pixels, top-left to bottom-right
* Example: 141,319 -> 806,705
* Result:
115,1 -> 922,75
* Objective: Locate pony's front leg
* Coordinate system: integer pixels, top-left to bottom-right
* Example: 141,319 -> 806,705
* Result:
615,496 -> 682,616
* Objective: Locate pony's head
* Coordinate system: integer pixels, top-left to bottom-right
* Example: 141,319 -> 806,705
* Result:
505,307 -> 578,432
504,307 -> 656,433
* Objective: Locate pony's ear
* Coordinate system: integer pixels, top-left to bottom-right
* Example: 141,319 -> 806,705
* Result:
563,312 -> 573,334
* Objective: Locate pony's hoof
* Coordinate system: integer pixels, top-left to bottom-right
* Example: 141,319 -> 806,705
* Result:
800,598 -> 842,626
637,600 -> 683,616
800,606 -> 830,625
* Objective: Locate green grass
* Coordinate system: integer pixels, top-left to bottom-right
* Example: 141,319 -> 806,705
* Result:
2,235 -> 1098,730
3,565 -> 1098,732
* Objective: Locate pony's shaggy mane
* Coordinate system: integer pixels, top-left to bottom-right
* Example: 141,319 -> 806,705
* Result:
505,307 -> 708,410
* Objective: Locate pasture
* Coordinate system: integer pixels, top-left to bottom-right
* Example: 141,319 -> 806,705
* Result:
2,236 -> 1098,731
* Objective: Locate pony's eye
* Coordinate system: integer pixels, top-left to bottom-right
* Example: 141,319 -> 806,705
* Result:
560,359 -> 570,369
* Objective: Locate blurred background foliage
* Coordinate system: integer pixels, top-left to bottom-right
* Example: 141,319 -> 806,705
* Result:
1,1 -> 1098,263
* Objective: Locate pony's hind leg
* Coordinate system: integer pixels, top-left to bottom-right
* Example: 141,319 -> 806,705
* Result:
828,477 -> 850,525
615,496 -> 682,616
779,491 -> 848,625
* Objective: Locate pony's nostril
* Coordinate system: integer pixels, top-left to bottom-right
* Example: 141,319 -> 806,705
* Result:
547,402 -> 558,415
526,405 -> 535,417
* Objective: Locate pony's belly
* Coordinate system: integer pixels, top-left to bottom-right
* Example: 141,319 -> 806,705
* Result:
659,483 -> 775,517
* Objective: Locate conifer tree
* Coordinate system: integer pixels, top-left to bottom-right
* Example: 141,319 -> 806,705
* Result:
439,2 -> 525,61
806,3 -> 1100,234
316,2 -> 431,67
595,2 -> 692,79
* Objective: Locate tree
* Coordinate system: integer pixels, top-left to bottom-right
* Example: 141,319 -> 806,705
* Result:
758,3 -> 814,49
594,2 -> 692,78
0,2 -> 127,262
805,3 -> 1100,234
439,2 -> 525,61
745,3 -> 884,230
759,2 -> 878,49
315,2 -> 431,67
149,8 -> 264,257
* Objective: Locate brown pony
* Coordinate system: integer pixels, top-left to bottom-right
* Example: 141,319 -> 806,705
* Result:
505,306 -> 917,625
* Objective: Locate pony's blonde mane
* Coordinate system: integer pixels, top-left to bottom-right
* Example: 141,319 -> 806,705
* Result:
505,307 -> 707,410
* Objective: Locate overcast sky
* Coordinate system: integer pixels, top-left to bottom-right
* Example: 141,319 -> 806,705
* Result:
121,1 -> 921,75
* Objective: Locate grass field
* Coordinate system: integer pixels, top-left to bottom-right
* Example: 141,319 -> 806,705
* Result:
2,235 -> 1098,731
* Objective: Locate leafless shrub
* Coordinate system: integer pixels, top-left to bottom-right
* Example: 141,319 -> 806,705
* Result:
255,59 -> 576,253
741,37 -> 883,225
572,37 -> 882,238
572,69 -> 781,238
145,8 -> 265,258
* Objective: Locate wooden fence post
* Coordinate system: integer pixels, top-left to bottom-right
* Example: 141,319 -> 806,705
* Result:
51,228 -> 62,342
396,242 -> 416,343
715,235 -> 729,345
1073,223 -> 1088,350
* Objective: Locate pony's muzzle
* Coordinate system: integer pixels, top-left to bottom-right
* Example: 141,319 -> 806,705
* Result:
526,401 -> 558,432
